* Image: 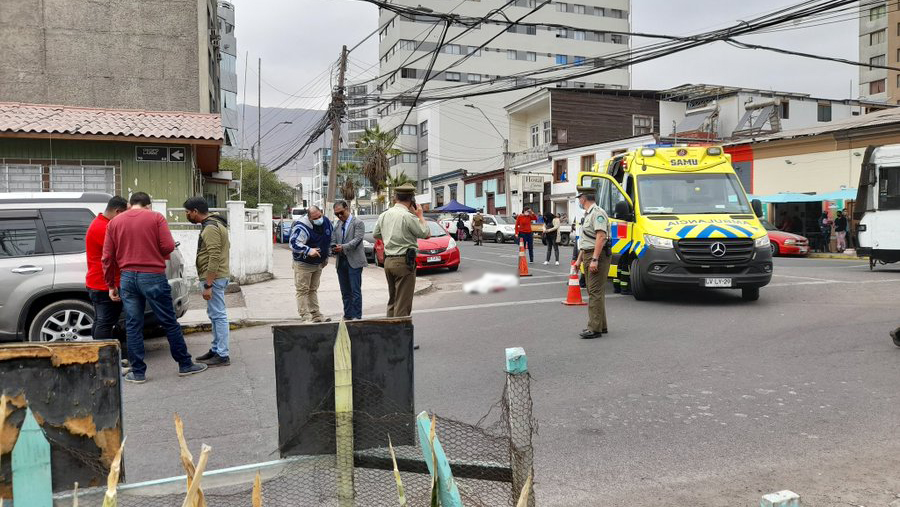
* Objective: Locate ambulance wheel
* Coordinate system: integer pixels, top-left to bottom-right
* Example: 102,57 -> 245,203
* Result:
630,259 -> 653,301
741,287 -> 760,301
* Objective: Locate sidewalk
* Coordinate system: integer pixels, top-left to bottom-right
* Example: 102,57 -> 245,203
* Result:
807,250 -> 865,260
180,246 -> 432,330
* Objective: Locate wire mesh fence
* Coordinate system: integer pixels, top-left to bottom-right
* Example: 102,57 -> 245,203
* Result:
53,371 -> 534,507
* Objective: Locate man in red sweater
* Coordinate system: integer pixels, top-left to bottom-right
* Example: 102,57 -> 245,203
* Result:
515,207 -> 538,263
102,192 -> 206,383
85,196 -> 128,341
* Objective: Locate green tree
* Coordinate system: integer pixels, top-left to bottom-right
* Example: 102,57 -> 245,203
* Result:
338,162 -> 361,206
355,126 -> 401,194
220,156 -> 296,213
384,172 -> 415,196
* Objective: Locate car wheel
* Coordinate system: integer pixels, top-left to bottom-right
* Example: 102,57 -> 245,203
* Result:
770,242 -> 779,256
495,233 -> 503,244
28,299 -> 95,342
630,258 -> 653,301
741,287 -> 760,301
448,265 -> 459,272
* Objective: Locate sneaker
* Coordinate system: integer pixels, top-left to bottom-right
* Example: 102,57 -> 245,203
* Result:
543,261 -> 549,265
580,331 -> 603,340
124,371 -> 146,384
205,355 -> 231,367
178,363 -> 208,376
196,350 -> 217,362
311,316 -> 332,323
120,358 -> 130,368
555,261 -> 559,266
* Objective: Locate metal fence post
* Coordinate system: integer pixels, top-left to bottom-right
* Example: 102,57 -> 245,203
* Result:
504,347 -> 534,506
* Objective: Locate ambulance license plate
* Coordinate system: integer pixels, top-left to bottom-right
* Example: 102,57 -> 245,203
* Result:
704,278 -> 732,288
427,256 -> 442,263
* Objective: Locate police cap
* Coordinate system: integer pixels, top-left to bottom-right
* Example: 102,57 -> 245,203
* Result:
395,182 -> 417,197
575,186 -> 596,198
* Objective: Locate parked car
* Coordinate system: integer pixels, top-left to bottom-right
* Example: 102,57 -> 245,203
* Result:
0,192 -> 189,342
486,215 -> 517,243
440,212 -> 472,240
273,218 -> 292,243
357,215 -> 379,263
375,219 -> 460,271
762,220 -> 810,256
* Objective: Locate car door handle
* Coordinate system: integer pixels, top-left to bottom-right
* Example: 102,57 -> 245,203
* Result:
11,266 -> 43,274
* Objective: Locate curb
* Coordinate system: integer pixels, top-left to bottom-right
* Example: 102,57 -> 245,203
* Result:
806,253 -> 866,260
414,279 -> 436,296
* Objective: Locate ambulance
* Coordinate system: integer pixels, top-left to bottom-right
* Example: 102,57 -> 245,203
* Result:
578,145 -> 772,301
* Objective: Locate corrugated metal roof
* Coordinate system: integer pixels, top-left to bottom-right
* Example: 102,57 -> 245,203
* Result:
729,107 -> 900,145
0,102 -> 223,141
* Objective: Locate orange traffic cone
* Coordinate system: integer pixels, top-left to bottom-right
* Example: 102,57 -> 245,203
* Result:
518,238 -> 532,277
562,260 -> 587,306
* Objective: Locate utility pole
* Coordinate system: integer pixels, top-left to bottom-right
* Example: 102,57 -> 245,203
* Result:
326,45 -> 348,216
257,57 -> 262,206
503,138 -> 512,215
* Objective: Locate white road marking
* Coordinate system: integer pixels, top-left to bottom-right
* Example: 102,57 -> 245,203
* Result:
460,256 -> 560,274
771,274 -> 840,282
412,294 -> 626,315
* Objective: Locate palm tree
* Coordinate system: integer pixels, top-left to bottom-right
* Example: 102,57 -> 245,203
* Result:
337,162 -> 361,208
355,126 -> 401,194
383,172 -> 415,198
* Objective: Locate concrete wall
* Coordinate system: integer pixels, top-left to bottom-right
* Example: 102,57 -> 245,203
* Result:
0,0 -> 212,113
752,149 -> 863,195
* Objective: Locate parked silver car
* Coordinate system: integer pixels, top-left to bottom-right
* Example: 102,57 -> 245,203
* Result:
0,192 -> 189,342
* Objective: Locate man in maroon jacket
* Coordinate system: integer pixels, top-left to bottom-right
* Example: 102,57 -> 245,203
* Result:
102,192 -> 206,383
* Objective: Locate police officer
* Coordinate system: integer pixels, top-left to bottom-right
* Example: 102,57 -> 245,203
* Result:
373,183 -> 430,317
574,186 -> 611,339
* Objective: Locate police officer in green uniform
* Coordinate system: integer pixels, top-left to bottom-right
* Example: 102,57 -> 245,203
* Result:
575,186 -> 611,339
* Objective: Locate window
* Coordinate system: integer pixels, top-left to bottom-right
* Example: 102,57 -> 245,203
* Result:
879,166 -> 900,210
476,181 -> 483,197
0,218 -> 40,258
507,25 -> 537,35
871,29 -> 886,45
446,71 -> 461,81
508,49 -> 516,60
897,74 -> 900,87
581,155 -> 595,172
467,73 -> 482,83
897,22 -> 900,36
0,164 -> 42,192
574,4 -> 585,14
434,187 -> 445,207
350,120 -> 368,130
401,68 -> 418,79
817,103 -> 833,122
498,176 -> 505,193
391,153 -> 418,165
609,8 -> 626,18
593,6 -> 604,16
420,150 -> 428,165
633,115 -> 653,135
553,159 -> 568,183
542,120 -> 551,144
870,4 -> 887,21
49,165 -> 115,193
449,183 -> 458,201
466,46 -> 481,57
573,56 -> 586,66
41,209 -> 94,255
871,54 -> 886,69
574,31 -> 585,41
870,79 -> 886,95
443,44 -> 462,55
526,51 -> 536,62
399,39 -> 417,50
610,34 -> 624,44
530,124 -> 540,147
556,2 -> 567,11
400,124 -> 417,136
557,28 -> 568,38
420,120 -> 428,136
779,102 -> 790,120
555,54 -> 568,65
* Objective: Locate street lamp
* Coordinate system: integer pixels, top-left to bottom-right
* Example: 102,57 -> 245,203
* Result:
254,121 -> 293,203
465,103 -> 511,214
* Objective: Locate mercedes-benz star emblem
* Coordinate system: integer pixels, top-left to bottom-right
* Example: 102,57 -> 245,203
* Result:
710,242 -> 727,257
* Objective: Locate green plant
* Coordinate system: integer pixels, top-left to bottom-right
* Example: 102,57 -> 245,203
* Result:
338,162 -> 362,205
356,126 -> 401,194
220,156 -> 296,211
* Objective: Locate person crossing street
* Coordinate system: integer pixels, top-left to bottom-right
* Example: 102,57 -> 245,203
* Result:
373,183 -> 430,318
574,186 -> 611,339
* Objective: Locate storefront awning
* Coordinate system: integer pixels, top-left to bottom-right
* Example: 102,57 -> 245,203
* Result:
749,188 -> 857,204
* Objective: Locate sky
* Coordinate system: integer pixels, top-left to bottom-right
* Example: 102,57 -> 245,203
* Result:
231,0 -> 861,111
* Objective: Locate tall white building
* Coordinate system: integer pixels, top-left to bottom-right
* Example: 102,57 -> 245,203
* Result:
217,1 -> 240,156
375,0 -> 632,197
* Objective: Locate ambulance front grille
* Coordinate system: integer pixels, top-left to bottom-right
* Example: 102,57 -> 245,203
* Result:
676,238 -> 755,264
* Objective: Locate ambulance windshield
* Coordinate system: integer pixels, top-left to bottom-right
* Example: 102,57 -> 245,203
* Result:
637,173 -> 751,215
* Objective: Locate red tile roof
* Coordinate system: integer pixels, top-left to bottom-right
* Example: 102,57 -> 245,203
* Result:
0,102 -> 223,142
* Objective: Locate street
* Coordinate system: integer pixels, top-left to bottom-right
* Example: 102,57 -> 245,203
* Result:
123,241 -> 900,506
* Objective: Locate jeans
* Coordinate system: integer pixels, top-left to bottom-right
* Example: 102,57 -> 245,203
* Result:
205,278 -> 230,357
545,234 -> 559,262
120,271 -> 193,375
518,232 -> 534,262
336,257 -> 363,319
88,289 -> 122,340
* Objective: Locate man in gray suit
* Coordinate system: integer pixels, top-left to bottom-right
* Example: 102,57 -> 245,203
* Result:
332,200 -> 366,319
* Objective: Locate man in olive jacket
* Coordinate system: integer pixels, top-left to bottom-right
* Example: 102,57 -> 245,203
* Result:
184,197 -> 231,366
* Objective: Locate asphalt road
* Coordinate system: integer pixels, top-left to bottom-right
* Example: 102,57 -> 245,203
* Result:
123,242 -> 900,506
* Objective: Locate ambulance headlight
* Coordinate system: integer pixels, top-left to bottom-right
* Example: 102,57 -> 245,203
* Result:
755,235 -> 771,248
640,148 -> 656,157
707,147 -> 723,156
644,234 -> 673,249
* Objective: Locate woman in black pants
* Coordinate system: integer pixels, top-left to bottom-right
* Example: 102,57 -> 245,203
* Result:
542,211 -> 560,265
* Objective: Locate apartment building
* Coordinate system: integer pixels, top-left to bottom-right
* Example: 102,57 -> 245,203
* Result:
218,1 -> 240,155
374,0 -> 632,195
859,1 -> 900,103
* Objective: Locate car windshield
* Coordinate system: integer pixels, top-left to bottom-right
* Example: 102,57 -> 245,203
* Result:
760,220 -> 778,231
495,216 -> 512,225
362,219 -> 377,233
427,221 -> 447,237
636,173 -> 752,214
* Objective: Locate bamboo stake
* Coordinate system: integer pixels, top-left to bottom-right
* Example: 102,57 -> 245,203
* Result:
334,320 -> 354,507
515,474 -> 533,507
175,414 -> 206,507
180,445 -> 211,507
252,471 -> 262,507
101,438 -> 126,507
387,436 -> 407,507
72,482 -> 79,507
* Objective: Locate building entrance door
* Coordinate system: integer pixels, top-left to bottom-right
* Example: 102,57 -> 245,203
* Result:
487,193 -> 495,214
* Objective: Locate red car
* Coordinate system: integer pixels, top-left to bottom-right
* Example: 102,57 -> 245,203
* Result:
762,220 -> 809,256
375,219 -> 461,271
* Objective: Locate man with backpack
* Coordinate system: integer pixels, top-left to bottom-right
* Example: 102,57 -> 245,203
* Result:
184,197 -> 232,367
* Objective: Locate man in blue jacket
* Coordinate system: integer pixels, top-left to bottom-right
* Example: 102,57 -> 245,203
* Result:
290,205 -> 333,322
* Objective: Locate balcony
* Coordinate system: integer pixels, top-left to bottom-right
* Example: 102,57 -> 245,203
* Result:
509,145 -> 554,168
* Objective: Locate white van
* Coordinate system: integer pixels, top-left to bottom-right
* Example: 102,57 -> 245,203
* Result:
856,145 -> 900,270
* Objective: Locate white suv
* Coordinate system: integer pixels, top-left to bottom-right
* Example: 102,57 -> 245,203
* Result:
0,192 -> 189,342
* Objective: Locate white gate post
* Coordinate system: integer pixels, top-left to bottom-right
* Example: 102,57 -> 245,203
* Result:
151,199 -> 168,219
227,200 -> 247,283
258,203 -> 274,276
